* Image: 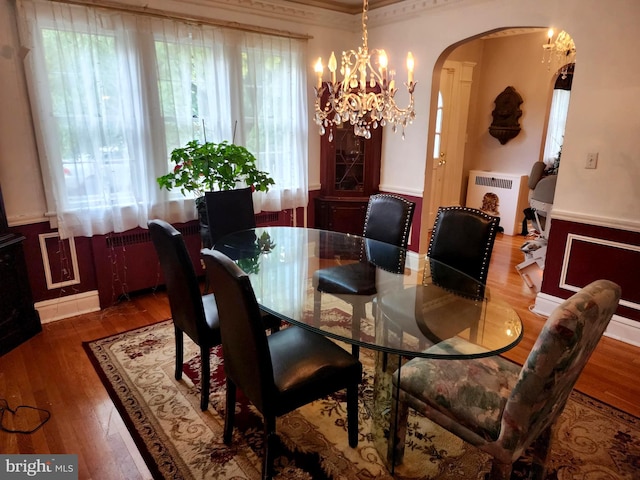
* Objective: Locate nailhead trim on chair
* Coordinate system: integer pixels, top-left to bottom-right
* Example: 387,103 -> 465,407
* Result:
362,193 -> 415,272
427,206 -> 499,298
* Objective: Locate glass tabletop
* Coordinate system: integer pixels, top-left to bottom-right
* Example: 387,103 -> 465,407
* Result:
213,226 -> 522,359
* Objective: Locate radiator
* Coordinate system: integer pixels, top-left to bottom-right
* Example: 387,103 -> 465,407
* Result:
465,171 -> 529,236
92,210 -> 293,308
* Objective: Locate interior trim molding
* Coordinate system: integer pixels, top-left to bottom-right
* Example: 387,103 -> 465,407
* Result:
368,0 -> 470,26
35,290 -> 101,324
48,0 -> 325,37
8,213 -> 48,227
551,209 -> 640,233
559,233 -> 640,311
39,232 -> 81,290
533,292 -> 640,348
378,184 -> 424,197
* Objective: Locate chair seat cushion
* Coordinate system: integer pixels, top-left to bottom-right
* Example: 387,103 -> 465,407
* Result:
396,338 -> 521,441
314,262 -> 377,296
268,326 -> 362,414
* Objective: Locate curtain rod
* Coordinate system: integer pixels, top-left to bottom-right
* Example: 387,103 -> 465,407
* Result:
44,0 -> 312,40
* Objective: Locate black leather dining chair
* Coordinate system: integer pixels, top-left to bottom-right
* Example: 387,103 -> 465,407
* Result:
203,188 -> 281,331
427,205 -> 500,291
377,205 -> 500,349
148,219 -> 221,411
205,187 -> 257,248
312,194 -> 415,357
201,248 -> 363,480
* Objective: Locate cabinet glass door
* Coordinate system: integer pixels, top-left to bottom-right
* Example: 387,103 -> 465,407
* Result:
334,125 -> 365,193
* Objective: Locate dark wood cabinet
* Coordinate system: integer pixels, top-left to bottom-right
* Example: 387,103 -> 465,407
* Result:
0,233 -> 42,356
314,123 -> 382,234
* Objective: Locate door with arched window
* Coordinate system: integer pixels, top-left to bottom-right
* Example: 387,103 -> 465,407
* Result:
426,60 -> 476,228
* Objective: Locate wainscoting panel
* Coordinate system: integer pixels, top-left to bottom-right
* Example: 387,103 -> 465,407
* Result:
92,212 -> 293,309
38,232 -> 81,289
91,223 -> 202,309
540,218 -> 640,345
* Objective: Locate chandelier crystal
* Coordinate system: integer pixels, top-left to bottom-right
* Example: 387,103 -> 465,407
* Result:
313,0 -> 416,140
541,28 -> 576,78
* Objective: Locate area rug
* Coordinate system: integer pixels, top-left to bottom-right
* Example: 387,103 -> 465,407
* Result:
84,313 -> 640,480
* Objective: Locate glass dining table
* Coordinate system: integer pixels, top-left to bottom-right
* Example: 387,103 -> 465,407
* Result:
213,226 -> 523,473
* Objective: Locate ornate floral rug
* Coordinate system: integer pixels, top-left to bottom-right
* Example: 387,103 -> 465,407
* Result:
84,312 -> 640,480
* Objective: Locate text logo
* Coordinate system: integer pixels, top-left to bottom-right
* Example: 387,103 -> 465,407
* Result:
0,455 -> 78,479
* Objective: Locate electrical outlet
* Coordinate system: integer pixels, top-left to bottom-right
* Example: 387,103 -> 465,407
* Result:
586,152 -> 598,169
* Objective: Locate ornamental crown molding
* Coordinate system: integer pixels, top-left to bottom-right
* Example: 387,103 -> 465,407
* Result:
170,0 -> 482,30
169,0 -> 355,31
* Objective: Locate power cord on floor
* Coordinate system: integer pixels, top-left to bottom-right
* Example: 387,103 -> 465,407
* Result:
0,398 -> 51,434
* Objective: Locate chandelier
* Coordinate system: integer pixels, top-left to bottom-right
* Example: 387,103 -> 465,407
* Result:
541,28 -> 576,78
313,0 -> 416,140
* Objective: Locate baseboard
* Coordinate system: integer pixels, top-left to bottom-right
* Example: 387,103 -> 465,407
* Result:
533,292 -> 640,347
35,290 -> 101,323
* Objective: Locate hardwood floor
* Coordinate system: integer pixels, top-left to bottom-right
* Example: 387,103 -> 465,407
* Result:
1,232 -> 638,479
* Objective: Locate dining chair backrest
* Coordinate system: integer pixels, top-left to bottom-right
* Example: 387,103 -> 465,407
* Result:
201,248 -> 274,413
205,187 -> 256,247
427,206 -> 500,285
360,194 -> 415,273
499,279 -> 621,458
148,219 -> 208,345
363,193 -> 415,247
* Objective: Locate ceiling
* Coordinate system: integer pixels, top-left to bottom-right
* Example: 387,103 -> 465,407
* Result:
282,0 -> 403,15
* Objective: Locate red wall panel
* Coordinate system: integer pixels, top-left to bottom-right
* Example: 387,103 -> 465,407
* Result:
542,219 -> 640,322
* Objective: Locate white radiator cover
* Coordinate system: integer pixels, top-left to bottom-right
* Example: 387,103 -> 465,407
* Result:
465,170 -> 529,236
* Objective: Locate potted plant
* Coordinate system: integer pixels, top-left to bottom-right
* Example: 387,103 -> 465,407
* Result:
157,139 -> 275,197
157,139 -> 275,233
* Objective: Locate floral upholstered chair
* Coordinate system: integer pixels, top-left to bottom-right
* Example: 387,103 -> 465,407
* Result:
389,279 -> 621,480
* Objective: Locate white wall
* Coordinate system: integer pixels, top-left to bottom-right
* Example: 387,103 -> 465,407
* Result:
465,31 -> 554,175
368,0 -> 640,239
0,1 -> 47,225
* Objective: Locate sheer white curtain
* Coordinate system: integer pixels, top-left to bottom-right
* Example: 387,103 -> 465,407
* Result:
542,88 -> 571,167
17,0 -> 308,238
236,32 -> 309,212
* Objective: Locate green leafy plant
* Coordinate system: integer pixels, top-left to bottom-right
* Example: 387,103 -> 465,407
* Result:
236,231 -> 275,274
156,140 -> 275,197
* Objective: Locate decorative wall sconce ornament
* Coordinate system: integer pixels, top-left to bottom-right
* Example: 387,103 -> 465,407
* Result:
542,28 -> 576,79
313,0 -> 416,140
489,86 -> 523,145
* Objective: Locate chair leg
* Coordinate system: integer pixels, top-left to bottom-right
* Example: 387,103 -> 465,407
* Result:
313,289 -> 321,326
200,346 -> 210,411
347,384 -> 359,447
351,303 -> 366,359
388,391 -> 410,466
488,461 -> 513,480
223,378 -> 236,444
528,423 -> 554,480
262,415 -> 277,480
174,326 -> 183,380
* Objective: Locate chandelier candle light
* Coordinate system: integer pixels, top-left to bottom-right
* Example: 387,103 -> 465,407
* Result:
541,28 -> 576,78
313,0 -> 416,140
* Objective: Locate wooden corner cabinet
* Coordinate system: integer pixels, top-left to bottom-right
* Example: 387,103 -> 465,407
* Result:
315,123 -> 382,235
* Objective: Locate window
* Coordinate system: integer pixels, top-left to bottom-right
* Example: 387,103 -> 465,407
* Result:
542,64 -> 573,169
432,91 -> 444,160
17,0 -> 308,238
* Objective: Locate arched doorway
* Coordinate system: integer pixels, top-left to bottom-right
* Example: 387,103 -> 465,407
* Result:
420,27 -> 575,250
